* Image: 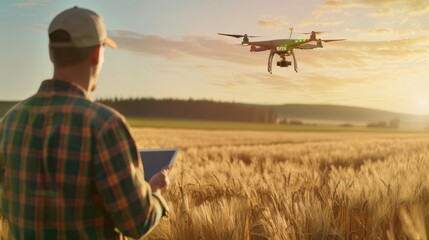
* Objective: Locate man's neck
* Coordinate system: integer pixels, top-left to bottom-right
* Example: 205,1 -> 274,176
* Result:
52,66 -> 92,92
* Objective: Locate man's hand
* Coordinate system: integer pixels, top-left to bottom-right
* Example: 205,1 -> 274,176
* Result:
149,168 -> 170,193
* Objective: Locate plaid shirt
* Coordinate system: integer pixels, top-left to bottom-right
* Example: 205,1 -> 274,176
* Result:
0,80 -> 168,239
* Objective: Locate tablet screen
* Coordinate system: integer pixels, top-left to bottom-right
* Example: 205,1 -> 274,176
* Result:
139,148 -> 178,182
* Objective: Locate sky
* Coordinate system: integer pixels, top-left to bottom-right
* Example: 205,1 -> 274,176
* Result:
1,0 -> 429,115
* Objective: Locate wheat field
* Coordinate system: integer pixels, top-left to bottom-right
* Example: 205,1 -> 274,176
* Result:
1,128 -> 429,239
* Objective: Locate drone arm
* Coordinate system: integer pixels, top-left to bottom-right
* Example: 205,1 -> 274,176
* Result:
322,39 -> 347,43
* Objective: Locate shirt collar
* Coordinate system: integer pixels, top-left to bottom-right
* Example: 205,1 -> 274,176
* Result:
37,79 -> 91,100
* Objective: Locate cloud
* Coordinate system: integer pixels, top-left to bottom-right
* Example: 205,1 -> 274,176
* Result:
322,0 -> 429,15
369,5 -> 429,16
12,0 -> 50,8
109,30 -> 429,79
279,73 -> 371,92
25,25 -> 47,33
323,0 -> 423,8
258,16 -> 289,30
298,8 -> 348,28
211,74 -> 253,89
348,28 -> 429,36
369,7 -> 395,16
300,19 -> 345,27
13,2 -> 36,8
284,37 -> 429,76
296,38 -> 429,65
109,30 -> 264,66
246,72 -> 303,89
332,38 -> 429,57
195,65 -> 211,70
210,71 -> 376,95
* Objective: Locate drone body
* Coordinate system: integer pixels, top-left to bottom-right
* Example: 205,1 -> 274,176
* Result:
218,30 -> 345,74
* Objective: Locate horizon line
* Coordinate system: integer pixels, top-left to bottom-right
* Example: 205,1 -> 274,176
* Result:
1,98 -> 429,117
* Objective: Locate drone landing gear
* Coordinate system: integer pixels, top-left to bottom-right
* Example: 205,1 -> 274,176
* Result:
291,49 -> 298,73
268,49 -> 275,74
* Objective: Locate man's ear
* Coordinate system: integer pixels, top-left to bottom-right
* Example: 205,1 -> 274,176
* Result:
49,47 -> 54,63
90,45 -> 102,65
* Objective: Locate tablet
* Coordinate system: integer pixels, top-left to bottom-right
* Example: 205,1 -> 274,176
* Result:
139,148 -> 179,182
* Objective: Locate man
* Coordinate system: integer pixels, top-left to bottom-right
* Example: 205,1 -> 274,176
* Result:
0,6 -> 170,239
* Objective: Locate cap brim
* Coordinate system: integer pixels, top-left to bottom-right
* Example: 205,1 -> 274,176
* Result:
105,37 -> 117,49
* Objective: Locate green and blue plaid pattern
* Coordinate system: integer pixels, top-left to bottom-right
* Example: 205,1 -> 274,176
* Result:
0,80 -> 168,239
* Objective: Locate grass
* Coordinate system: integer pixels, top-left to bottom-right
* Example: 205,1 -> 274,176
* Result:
1,128 -> 429,239
142,129 -> 429,239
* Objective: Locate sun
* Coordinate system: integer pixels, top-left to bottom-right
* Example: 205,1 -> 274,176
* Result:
412,96 -> 429,115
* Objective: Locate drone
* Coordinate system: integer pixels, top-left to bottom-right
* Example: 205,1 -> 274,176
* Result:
218,28 -> 346,74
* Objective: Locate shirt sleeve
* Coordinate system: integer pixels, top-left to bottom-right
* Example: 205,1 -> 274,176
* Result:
94,116 -> 169,239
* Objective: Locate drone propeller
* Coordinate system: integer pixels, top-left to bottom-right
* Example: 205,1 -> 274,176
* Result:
322,39 -> 347,43
217,33 -> 262,38
299,31 -> 327,35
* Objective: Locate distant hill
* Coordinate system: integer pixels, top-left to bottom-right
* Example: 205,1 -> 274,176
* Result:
254,104 -> 429,125
1,100 -> 429,126
98,98 -> 276,123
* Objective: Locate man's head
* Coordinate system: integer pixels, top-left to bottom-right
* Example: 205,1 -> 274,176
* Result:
48,7 -> 116,91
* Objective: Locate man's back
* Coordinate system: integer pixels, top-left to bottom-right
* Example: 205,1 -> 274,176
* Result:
0,80 -> 167,239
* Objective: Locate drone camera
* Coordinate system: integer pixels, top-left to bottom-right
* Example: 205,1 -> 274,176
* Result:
277,60 -> 292,67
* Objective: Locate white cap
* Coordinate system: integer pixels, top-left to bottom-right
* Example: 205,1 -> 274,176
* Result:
49,6 -> 117,48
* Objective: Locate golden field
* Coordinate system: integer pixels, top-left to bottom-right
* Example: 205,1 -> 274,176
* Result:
2,128 -> 429,239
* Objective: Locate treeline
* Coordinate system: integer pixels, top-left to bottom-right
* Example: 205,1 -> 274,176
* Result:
0,101 -> 18,118
366,118 -> 400,129
97,97 -> 277,123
